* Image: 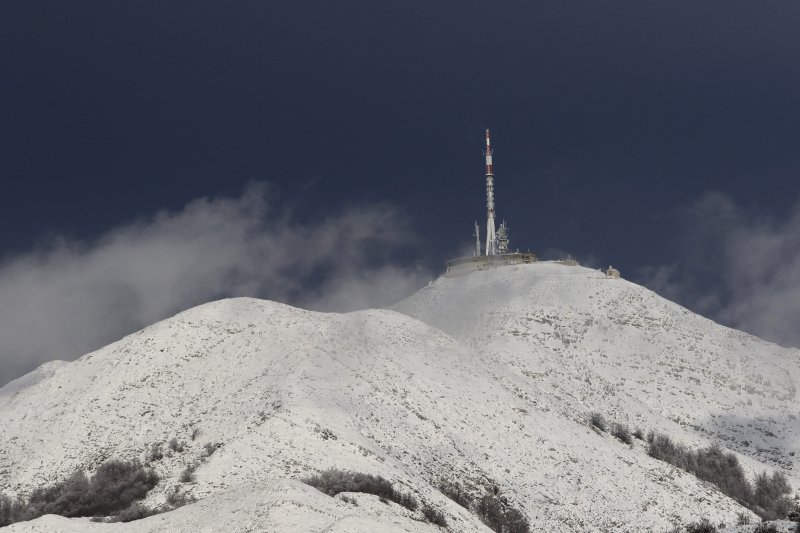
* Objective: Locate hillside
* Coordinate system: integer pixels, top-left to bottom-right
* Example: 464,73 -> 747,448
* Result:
394,263 -> 800,478
2,262 -> 799,531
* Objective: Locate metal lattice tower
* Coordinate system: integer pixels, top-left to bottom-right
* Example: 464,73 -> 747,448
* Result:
484,129 -> 496,256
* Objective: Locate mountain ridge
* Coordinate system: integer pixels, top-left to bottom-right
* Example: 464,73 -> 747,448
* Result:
2,263 -> 798,531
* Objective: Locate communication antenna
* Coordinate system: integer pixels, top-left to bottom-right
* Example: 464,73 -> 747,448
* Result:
497,220 -> 509,254
484,129 -> 496,255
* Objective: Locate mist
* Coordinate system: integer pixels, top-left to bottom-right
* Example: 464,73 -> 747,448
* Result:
640,191 -> 800,349
0,184 -> 432,386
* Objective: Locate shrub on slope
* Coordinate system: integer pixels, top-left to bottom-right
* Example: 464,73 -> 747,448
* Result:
421,504 -> 448,527
648,434 -> 793,520
589,412 -> 607,432
108,503 -> 160,523
439,481 -> 472,509
0,494 -> 25,527
752,471 -> 794,519
684,518 -> 717,532
303,469 -> 417,511
753,523 -> 779,533
0,459 -> 158,526
611,423 -> 633,444
475,491 -> 530,533
179,464 -> 197,483
436,479 -> 530,533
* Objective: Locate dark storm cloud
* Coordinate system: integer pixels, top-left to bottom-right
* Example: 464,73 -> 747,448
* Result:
0,184 -> 430,386
641,192 -> 800,348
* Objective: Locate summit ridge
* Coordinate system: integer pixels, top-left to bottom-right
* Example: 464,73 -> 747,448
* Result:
2,263 -> 798,531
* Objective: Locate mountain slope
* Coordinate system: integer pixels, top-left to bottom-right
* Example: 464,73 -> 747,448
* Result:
2,263 -> 798,531
1,299 -> 488,531
393,263 -> 800,479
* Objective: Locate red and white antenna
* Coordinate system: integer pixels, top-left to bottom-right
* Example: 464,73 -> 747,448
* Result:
484,129 -> 496,256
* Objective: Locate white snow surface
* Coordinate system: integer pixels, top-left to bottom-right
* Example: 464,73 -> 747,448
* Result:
1,262 -> 799,532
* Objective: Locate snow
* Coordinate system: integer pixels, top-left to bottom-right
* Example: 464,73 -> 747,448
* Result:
0,360 -> 68,398
2,262 -> 798,532
5,480 -> 449,533
393,263 -> 799,479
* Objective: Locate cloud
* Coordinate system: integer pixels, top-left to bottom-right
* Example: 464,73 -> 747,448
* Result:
639,191 -> 800,348
0,184 -> 431,386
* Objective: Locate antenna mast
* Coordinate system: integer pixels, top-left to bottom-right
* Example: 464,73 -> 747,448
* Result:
484,129 -> 496,255
474,221 -> 481,256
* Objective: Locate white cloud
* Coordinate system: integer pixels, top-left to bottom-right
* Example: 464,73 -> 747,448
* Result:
640,191 -> 800,348
0,183 -> 431,385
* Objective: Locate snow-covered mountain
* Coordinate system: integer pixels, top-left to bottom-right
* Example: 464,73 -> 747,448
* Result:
1,262 -> 798,532
394,263 -> 800,476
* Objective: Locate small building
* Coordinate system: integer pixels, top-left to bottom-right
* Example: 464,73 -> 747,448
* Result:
606,266 -> 620,279
445,252 -> 537,277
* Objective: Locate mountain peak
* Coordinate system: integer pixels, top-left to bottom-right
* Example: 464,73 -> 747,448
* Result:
2,262 -> 798,531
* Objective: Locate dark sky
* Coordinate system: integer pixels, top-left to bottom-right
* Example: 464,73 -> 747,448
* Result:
4,1 -> 800,263
2,2 -> 800,372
